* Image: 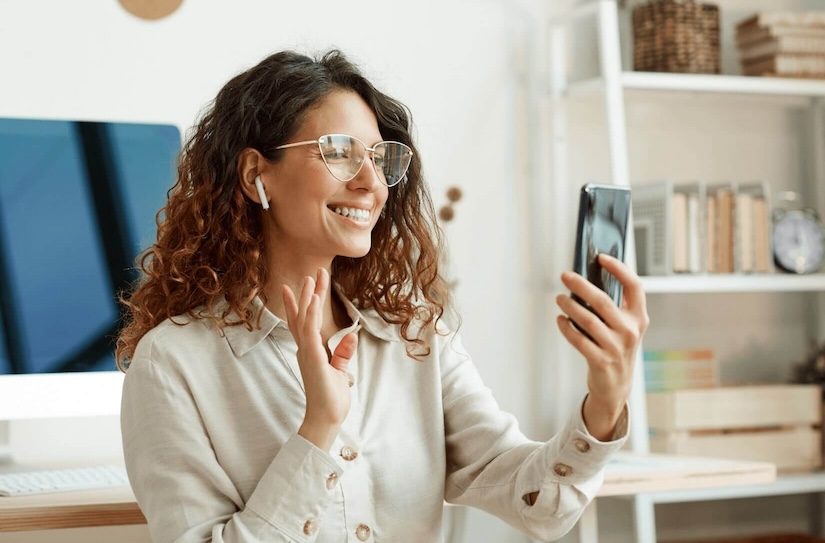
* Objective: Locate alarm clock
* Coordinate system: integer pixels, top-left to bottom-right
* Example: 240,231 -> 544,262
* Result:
772,199 -> 825,274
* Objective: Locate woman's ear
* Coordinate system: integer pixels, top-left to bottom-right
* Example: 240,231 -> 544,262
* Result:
238,148 -> 270,209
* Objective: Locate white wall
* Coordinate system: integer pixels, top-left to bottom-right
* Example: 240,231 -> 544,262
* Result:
0,1 -> 553,542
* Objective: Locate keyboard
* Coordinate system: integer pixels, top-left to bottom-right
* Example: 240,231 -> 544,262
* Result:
0,465 -> 130,496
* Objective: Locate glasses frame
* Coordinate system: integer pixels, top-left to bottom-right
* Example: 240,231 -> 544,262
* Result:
274,133 -> 413,187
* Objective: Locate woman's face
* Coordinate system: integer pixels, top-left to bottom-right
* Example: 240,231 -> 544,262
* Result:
263,90 -> 390,260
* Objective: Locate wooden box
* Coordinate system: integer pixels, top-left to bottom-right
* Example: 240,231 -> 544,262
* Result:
647,385 -> 823,471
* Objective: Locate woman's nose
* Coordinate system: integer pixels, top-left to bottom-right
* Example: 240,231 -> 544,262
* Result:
348,151 -> 383,190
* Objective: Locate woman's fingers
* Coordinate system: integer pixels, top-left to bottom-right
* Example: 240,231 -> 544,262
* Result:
330,332 -> 358,371
281,285 -> 299,338
561,272 -> 624,330
298,275 -> 315,322
556,315 -> 603,362
556,293 -> 616,349
596,254 -> 648,319
314,268 -> 328,311
304,293 -> 321,337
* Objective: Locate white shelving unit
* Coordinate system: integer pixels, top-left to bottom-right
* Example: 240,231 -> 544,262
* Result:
549,1 -> 825,542
642,274 -> 825,294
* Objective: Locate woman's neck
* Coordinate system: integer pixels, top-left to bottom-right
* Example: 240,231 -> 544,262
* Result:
263,263 -> 350,343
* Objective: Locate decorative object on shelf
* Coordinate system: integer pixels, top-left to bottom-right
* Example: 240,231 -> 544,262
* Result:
792,340 -> 825,400
772,191 -> 825,274
118,0 -> 184,20
438,186 -> 462,223
437,186 -> 463,293
736,12 -> 825,79
632,0 -> 720,74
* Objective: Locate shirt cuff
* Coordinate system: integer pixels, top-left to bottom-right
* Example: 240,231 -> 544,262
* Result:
244,433 -> 343,541
539,395 -> 629,492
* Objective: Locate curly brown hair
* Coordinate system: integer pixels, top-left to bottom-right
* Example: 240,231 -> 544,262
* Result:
115,50 -> 453,370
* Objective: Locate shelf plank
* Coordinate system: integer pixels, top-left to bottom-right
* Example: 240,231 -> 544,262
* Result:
567,72 -> 825,99
624,72 -> 825,97
600,452 -> 776,498
641,274 -> 825,294
643,471 -> 825,504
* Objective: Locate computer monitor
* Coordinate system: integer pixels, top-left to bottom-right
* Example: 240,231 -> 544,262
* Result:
0,117 -> 181,462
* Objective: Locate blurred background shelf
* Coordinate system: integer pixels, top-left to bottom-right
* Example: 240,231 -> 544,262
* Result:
641,273 -> 825,293
635,471 -> 825,504
567,71 -> 825,100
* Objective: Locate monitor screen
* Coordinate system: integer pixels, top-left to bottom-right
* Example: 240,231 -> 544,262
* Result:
0,118 -> 180,377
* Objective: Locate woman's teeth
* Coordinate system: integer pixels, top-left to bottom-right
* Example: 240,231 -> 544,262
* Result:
334,207 -> 370,223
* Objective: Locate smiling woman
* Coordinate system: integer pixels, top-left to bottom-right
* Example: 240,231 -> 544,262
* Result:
116,49 -> 646,543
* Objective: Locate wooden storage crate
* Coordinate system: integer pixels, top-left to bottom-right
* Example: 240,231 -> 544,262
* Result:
647,385 -> 823,471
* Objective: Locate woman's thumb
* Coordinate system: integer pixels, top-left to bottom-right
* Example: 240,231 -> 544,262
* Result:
330,332 -> 358,371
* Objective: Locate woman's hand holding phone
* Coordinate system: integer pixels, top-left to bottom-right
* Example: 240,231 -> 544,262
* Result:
556,254 -> 649,441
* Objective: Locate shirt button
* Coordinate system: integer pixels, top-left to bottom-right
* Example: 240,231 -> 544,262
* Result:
340,446 -> 358,461
355,523 -> 372,541
554,463 -> 573,477
326,472 -> 338,490
573,438 -> 591,453
303,519 -> 318,535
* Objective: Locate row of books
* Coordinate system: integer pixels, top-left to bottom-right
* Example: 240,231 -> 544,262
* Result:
736,11 -> 825,78
632,181 -> 772,276
644,348 -> 718,393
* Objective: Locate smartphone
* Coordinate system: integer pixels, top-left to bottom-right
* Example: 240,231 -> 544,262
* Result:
571,184 -> 632,333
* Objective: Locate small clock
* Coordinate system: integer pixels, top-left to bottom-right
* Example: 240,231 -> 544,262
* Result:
772,205 -> 825,274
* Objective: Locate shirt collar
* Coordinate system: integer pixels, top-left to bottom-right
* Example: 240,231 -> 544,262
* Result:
219,284 -> 400,357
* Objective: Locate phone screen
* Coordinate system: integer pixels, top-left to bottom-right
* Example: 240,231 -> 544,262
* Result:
572,184 -> 631,308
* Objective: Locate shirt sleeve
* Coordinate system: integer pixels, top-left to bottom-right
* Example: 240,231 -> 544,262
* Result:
121,356 -> 343,543
440,332 -> 629,542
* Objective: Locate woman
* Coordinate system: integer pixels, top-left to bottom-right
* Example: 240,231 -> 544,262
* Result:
118,50 -> 649,543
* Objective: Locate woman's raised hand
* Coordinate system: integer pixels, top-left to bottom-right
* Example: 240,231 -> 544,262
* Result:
555,254 -> 649,441
282,268 -> 358,451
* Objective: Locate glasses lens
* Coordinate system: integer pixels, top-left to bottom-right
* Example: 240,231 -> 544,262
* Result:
318,135 -> 366,182
373,142 -> 413,187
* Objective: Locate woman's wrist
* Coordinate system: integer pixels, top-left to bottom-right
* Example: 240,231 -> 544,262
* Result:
582,394 -> 625,442
298,420 -> 341,452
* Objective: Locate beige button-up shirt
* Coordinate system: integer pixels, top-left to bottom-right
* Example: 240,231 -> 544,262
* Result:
121,292 -> 628,543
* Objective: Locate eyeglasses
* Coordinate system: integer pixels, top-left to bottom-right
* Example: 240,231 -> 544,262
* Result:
275,134 -> 413,187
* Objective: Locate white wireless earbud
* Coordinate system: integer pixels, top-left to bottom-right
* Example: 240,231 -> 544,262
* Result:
254,175 -> 270,210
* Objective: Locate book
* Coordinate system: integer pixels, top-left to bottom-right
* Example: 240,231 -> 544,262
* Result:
737,193 -> 754,273
753,197 -> 770,273
716,190 -> 734,273
671,192 -> 688,273
737,25 -> 825,48
742,53 -> 825,76
738,36 -> 825,61
705,194 -> 717,273
687,193 -> 702,273
737,12 -> 825,32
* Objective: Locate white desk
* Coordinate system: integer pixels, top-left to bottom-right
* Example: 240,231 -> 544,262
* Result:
0,453 -> 777,536
577,452 -> 778,542
0,485 -> 144,532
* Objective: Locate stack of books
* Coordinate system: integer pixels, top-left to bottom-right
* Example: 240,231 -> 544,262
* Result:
632,181 -> 772,276
643,348 -> 718,392
736,11 -> 825,78
704,185 -> 771,274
